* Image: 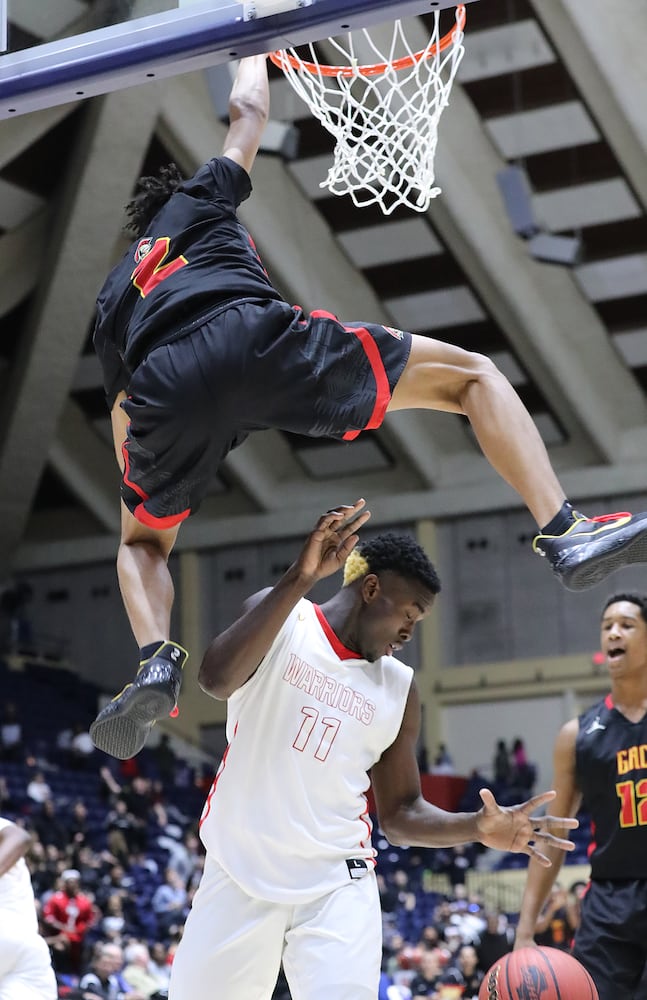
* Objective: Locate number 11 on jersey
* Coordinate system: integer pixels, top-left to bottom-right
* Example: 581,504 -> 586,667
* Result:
293,706 -> 341,762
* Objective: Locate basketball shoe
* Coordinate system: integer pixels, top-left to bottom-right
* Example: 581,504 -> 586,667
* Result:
89,641 -> 188,759
533,510 -> 647,591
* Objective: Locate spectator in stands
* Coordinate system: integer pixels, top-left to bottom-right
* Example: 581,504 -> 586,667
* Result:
475,909 -> 512,973
27,838 -> 58,897
442,844 -> 474,888
104,798 -> 142,863
98,942 -> 135,997
0,700 -> 24,761
493,739 -> 511,788
510,738 -> 536,794
149,942 -> 172,990
151,733 -> 177,787
42,868 -> 95,974
33,798 -> 70,851
0,775 -> 16,814
70,724 -> 97,770
151,867 -> 189,937
26,770 -> 52,806
533,883 -> 577,951
431,743 -> 455,775
442,944 -> 483,998
409,948 -> 444,999
0,815 -> 57,1000
123,942 -> 166,998
78,942 -> 147,1000
99,892 -> 127,943
65,800 -> 91,856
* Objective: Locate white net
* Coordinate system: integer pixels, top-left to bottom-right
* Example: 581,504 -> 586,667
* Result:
271,7 -> 465,215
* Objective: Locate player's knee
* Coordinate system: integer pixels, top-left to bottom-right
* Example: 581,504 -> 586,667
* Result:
461,350 -> 507,392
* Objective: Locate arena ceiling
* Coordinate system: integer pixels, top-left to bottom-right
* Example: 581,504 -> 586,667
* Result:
1,0 -> 646,574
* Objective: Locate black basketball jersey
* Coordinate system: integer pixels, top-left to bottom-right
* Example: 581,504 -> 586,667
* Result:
576,694 -> 647,879
93,156 -> 282,373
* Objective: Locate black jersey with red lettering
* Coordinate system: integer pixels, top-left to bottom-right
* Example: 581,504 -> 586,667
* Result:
576,694 -> 647,879
93,156 -> 282,376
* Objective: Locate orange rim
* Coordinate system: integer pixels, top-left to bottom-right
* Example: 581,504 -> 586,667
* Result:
269,4 -> 465,78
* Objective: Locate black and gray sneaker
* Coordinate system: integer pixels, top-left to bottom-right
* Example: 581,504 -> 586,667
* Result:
533,510 -> 647,591
90,642 -> 188,759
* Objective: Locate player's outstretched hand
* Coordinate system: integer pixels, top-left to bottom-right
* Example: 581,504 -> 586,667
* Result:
295,499 -> 371,585
475,788 -> 578,868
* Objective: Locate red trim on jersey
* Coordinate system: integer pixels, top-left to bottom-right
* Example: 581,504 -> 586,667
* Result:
133,502 -> 190,531
605,693 -> 614,710
358,800 -> 377,866
200,722 -> 238,829
314,604 -> 361,660
308,311 -> 392,441
341,325 -> 391,441
122,434 -> 148,503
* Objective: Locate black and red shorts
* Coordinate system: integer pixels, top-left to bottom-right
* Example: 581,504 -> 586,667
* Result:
118,298 -> 411,529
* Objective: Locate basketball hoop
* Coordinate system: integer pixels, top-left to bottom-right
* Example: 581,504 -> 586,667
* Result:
270,6 -> 466,215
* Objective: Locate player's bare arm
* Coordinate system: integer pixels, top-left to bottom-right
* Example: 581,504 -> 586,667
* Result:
371,682 -> 578,865
199,499 -> 371,699
222,54 -> 270,175
515,718 -> 582,948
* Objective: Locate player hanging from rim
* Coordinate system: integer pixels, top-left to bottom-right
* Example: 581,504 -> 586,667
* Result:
90,54 -> 647,760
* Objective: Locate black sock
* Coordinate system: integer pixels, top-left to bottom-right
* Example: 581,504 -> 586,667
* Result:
140,641 -> 164,661
541,501 -> 578,536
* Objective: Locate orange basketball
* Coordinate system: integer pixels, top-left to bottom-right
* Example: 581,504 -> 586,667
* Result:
478,947 -> 598,1000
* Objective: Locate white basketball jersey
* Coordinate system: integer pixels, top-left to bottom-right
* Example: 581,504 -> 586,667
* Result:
0,817 -> 38,933
199,598 -> 413,904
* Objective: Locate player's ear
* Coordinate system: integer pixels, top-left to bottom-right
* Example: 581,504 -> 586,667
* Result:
361,573 -> 380,603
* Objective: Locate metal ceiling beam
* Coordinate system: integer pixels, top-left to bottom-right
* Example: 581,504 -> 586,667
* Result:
0,79 -> 164,569
15,453 -> 647,572
0,208 -> 51,318
49,400 -> 121,533
427,82 -> 647,462
530,0 -> 647,211
0,102 -> 79,169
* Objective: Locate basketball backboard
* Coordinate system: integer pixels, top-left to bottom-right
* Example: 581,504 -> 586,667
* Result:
0,0 -> 479,118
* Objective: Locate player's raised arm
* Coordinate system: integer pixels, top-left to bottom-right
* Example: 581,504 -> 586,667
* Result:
199,500 -> 370,700
222,54 -> 270,175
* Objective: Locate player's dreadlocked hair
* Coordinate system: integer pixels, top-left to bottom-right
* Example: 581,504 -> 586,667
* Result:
343,532 -> 441,595
602,592 -> 647,625
124,162 -> 185,237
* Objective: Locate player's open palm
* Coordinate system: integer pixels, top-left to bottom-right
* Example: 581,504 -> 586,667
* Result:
296,499 -> 371,584
475,788 -> 579,867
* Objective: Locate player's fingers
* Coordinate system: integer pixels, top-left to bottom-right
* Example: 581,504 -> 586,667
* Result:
532,814 -> 579,831
519,790 -> 556,813
532,831 -> 576,851
478,788 -> 497,811
526,845 -> 552,868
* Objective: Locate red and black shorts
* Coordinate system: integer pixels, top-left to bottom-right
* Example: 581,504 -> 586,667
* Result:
118,298 -> 412,529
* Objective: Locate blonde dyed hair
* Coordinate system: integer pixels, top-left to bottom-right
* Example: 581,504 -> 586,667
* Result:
343,549 -> 370,586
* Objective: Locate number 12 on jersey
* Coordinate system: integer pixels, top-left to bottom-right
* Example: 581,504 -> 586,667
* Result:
293,707 -> 341,761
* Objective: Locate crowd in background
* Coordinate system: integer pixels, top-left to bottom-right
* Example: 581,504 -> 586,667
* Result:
1,692 -> 580,1000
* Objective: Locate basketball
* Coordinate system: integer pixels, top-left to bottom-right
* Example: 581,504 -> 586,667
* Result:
478,947 -> 598,1000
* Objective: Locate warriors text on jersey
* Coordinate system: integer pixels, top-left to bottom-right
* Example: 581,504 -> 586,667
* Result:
199,598 -> 413,904
576,694 -> 647,879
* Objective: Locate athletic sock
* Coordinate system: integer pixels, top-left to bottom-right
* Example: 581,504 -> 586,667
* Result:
140,641 -> 165,661
540,501 -> 578,536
